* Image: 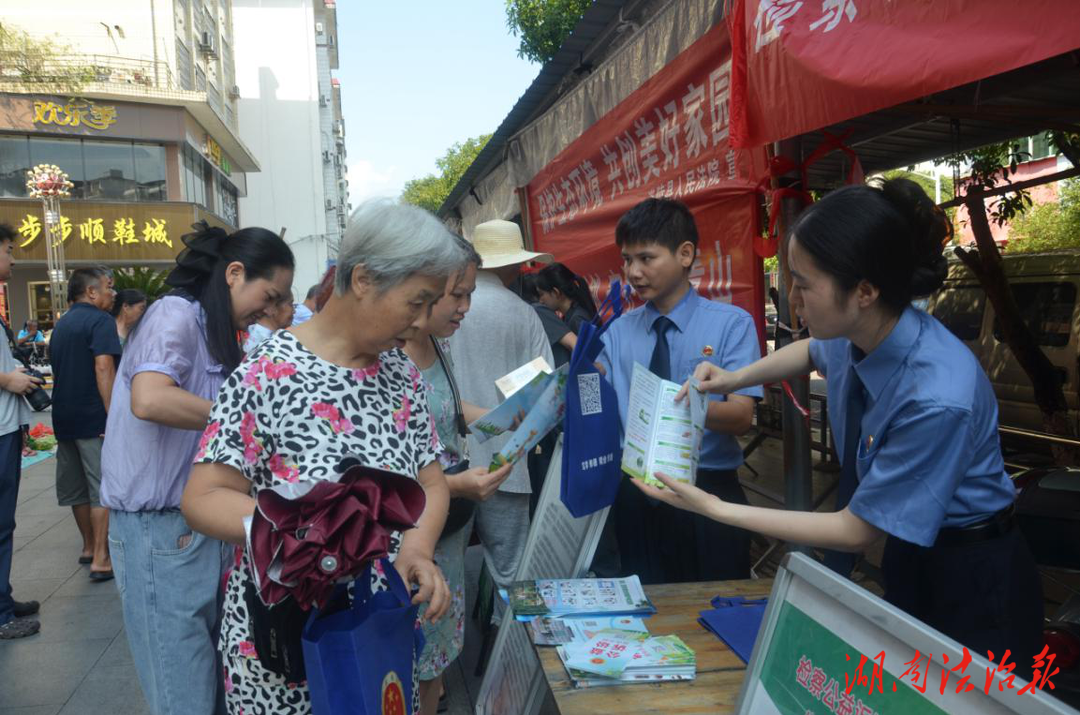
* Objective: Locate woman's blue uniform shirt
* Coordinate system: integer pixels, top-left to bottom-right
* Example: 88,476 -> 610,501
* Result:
809,307 -> 1015,548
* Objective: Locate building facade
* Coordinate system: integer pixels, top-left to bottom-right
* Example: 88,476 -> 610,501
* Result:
0,0 -> 255,327
233,0 -> 348,298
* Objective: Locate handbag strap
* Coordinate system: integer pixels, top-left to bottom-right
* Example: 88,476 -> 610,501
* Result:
431,336 -> 468,439
353,557 -> 411,607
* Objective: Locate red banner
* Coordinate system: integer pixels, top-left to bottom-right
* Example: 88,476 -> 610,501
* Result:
527,22 -> 769,330
729,0 -> 1080,149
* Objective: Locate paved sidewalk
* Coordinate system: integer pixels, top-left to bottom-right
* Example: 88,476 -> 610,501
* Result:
0,448 -> 144,715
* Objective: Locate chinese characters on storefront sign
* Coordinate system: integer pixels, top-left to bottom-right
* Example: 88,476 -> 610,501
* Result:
16,214 -> 172,249
32,100 -> 118,131
204,135 -> 232,175
534,58 -> 737,236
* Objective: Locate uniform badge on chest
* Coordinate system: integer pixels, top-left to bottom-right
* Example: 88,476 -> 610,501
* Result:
866,435 -> 875,451
701,345 -> 714,357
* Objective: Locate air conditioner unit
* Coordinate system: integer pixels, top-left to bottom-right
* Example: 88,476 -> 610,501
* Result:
228,85 -> 240,98
322,150 -> 331,163
325,199 -> 334,211
198,31 -> 217,56
319,95 -> 329,107
315,22 -> 325,33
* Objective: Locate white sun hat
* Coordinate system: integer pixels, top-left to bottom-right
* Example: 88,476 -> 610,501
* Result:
469,219 -> 553,269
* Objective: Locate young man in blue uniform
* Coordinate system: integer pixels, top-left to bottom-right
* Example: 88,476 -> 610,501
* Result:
598,198 -> 762,584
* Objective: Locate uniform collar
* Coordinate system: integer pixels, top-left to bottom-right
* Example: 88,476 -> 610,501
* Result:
645,283 -> 697,334
851,307 -> 921,402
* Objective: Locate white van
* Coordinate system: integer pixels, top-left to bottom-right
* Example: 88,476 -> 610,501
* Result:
926,251 -> 1080,433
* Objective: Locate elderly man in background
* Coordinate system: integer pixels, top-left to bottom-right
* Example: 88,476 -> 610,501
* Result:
49,266 -> 121,582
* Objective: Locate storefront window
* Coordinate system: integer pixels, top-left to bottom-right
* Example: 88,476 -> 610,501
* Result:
214,172 -> 239,227
134,143 -> 167,201
0,135 -> 30,198
0,135 -> 179,205
83,140 -> 136,201
27,281 -> 56,330
29,138 -> 85,198
183,144 -> 208,208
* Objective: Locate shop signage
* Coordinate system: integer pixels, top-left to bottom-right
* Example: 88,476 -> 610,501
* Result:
204,135 -> 232,175
32,99 -> 118,131
16,213 -> 172,249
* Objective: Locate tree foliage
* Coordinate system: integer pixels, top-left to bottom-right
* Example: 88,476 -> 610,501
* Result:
112,266 -> 170,303
400,134 -> 492,214
505,0 -> 592,64
0,23 -> 95,94
935,140 -> 1032,226
945,134 -> 1080,461
1007,180 -> 1080,254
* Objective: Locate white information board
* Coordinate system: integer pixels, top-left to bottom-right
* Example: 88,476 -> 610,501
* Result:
475,436 -> 611,715
737,553 -> 1076,715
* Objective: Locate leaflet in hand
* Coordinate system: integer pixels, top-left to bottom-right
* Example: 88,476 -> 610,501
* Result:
621,362 -> 708,487
506,575 -> 656,621
469,368 -> 551,443
489,364 -> 568,470
496,357 -> 552,399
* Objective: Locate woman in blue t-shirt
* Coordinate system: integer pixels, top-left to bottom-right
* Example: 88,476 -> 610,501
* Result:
639,178 -> 1043,674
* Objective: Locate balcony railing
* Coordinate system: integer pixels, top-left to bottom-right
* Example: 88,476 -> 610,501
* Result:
0,54 -> 237,130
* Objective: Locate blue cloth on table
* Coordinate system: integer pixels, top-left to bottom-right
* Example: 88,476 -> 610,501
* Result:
697,595 -> 767,664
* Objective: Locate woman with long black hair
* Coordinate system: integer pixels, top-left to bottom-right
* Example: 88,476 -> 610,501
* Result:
640,178 -> 1044,676
101,222 -> 293,715
535,262 -> 597,335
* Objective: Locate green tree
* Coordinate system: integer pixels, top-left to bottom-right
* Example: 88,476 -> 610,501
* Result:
505,0 -> 592,64
112,266 -> 170,302
0,23 -> 95,94
1006,180 -> 1080,253
400,134 -> 492,213
940,134 -> 1080,462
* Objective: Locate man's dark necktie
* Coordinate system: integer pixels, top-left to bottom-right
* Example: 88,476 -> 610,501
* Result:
649,316 -> 673,380
823,368 -> 865,577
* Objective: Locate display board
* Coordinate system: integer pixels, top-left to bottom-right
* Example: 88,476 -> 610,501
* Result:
474,436 -> 611,715
738,553 -> 1074,715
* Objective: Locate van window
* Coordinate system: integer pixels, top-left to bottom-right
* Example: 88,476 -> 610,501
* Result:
933,286 -> 985,341
992,282 -> 1077,348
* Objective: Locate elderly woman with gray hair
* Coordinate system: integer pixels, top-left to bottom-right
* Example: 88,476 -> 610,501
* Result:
182,201 -> 466,713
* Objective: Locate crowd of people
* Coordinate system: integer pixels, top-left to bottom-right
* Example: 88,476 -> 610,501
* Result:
0,176 -> 1045,712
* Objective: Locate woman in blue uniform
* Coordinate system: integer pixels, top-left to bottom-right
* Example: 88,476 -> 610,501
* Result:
639,177 -> 1043,670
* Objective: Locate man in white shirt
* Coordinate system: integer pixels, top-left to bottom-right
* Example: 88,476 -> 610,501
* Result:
448,220 -> 553,610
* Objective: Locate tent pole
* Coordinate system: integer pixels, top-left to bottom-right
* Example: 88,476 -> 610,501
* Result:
774,137 -> 813,553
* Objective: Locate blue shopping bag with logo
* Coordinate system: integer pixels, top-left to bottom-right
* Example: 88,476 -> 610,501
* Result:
303,558 -> 424,715
560,281 -> 628,518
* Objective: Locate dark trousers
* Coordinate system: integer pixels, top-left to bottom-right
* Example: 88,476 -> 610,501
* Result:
882,528 -> 1044,680
614,468 -> 752,585
527,431 -> 560,519
0,429 -> 23,625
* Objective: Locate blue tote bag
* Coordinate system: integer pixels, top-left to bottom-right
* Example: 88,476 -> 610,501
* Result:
303,558 -> 424,715
560,281 -> 628,518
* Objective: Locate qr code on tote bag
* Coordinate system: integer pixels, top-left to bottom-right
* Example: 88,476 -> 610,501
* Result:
577,373 -> 603,416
